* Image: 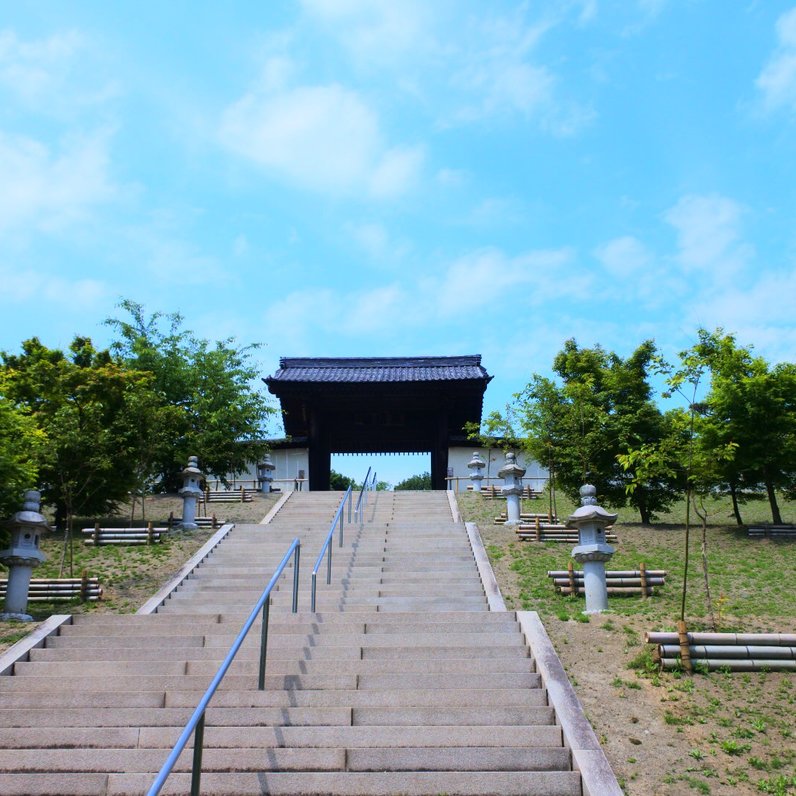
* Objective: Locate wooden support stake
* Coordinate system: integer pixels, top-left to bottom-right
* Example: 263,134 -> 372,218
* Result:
240,486 -> 245,502
677,620 -> 693,674
212,513 -> 218,529
640,561 -> 648,599
535,516 -> 541,542
94,522 -> 100,547
80,569 -> 89,601
147,521 -> 154,545
567,561 -> 576,595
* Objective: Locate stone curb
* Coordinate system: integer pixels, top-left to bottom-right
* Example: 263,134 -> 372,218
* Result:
0,614 -> 73,677
136,524 -> 236,615
465,522 -> 507,612
517,611 -> 623,796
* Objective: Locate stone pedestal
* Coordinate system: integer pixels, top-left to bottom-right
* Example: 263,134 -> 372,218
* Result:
498,452 -> 526,526
0,491 -> 51,621
178,456 -> 203,531
258,454 -> 276,493
567,484 -> 617,614
467,452 -> 486,493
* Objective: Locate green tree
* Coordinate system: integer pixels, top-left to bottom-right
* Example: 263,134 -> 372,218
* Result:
329,469 -> 357,490
514,339 -> 677,524
688,330 -> 795,524
1,336 -> 164,570
395,472 -> 432,490
105,299 -> 273,489
0,387 -> 44,529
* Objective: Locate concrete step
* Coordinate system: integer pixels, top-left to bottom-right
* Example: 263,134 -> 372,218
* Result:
30,642 -> 530,663
0,724 -> 563,749
0,746 -> 572,774
15,657 -> 534,678
103,770 -> 582,795
0,686 -> 549,711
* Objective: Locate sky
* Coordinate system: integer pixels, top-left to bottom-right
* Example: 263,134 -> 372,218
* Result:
1,1 -> 796,486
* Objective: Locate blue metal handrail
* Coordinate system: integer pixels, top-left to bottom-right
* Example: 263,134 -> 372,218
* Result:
310,484 -> 355,612
353,467 -> 377,524
147,538 -> 301,796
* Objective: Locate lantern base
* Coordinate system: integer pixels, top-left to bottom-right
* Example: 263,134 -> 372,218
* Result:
0,611 -> 34,622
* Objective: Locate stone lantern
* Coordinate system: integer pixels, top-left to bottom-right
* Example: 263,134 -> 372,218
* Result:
498,451 -> 526,526
178,455 -> 203,531
467,452 -> 486,493
257,454 -> 276,493
567,484 -> 617,614
0,491 -> 51,621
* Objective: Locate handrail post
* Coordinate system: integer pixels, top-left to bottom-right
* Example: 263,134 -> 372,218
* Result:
292,544 -> 300,613
311,571 -> 317,612
347,490 -> 352,523
326,540 -> 333,584
190,712 -> 205,796
258,597 -> 270,690
338,512 -> 344,548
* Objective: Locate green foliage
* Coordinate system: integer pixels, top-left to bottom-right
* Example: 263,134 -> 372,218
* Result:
651,329 -> 796,524
0,390 -> 43,521
394,471 -> 432,490
329,469 -> 357,490
514,339 -> 677,523
1,336 -> 163,528
105,299 -> 273,489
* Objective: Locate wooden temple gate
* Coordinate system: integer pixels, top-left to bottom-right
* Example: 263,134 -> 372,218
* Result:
264,356 -> 492,490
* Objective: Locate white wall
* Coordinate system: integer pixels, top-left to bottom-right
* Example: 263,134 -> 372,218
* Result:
220,448 -> 310,492
447,446 -> 547,492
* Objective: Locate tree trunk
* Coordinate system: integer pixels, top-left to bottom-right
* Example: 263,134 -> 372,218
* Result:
636,490 -> 652,526
765,480 -> 783,525
694,495 -> 716,631
729,482 -> 743,525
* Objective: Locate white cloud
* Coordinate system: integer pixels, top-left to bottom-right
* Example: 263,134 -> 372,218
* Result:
0,263 -> 107,308
683,267 -> 796,365
135,232 -> 223,286
299,0 -> 433,66
0,29 -> 83,102
594,235 -> 651,277
260,246 -> 578,346
664,194 -> 750,273
219,82 -> 423,197
0,28 -> 117,114
756,8 -> 796,113
348,222 -> 411,262
593,234 -> 689,309
453,59 -> 555,122
300,2 -> 591,134
0,130 -> 118,236
428,247 -> 579,318
436,168 -> 467,187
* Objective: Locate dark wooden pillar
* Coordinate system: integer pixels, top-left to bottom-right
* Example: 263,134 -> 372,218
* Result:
308,408 -> 331,490
430,407 -> 449,490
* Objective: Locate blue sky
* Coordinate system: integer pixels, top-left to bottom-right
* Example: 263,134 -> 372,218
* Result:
1,1 -> 795,486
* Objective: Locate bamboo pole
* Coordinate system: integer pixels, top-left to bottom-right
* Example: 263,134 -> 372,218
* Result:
660,658 -> 796,672
660,644 -> 796,659
646,631 -> 796,646
677,620 -> 693,674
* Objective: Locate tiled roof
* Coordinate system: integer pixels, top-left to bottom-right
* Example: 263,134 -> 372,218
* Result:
268,356 -> 490,384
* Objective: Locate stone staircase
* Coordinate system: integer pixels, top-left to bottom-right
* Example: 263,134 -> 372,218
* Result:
0,489 -> 616,795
